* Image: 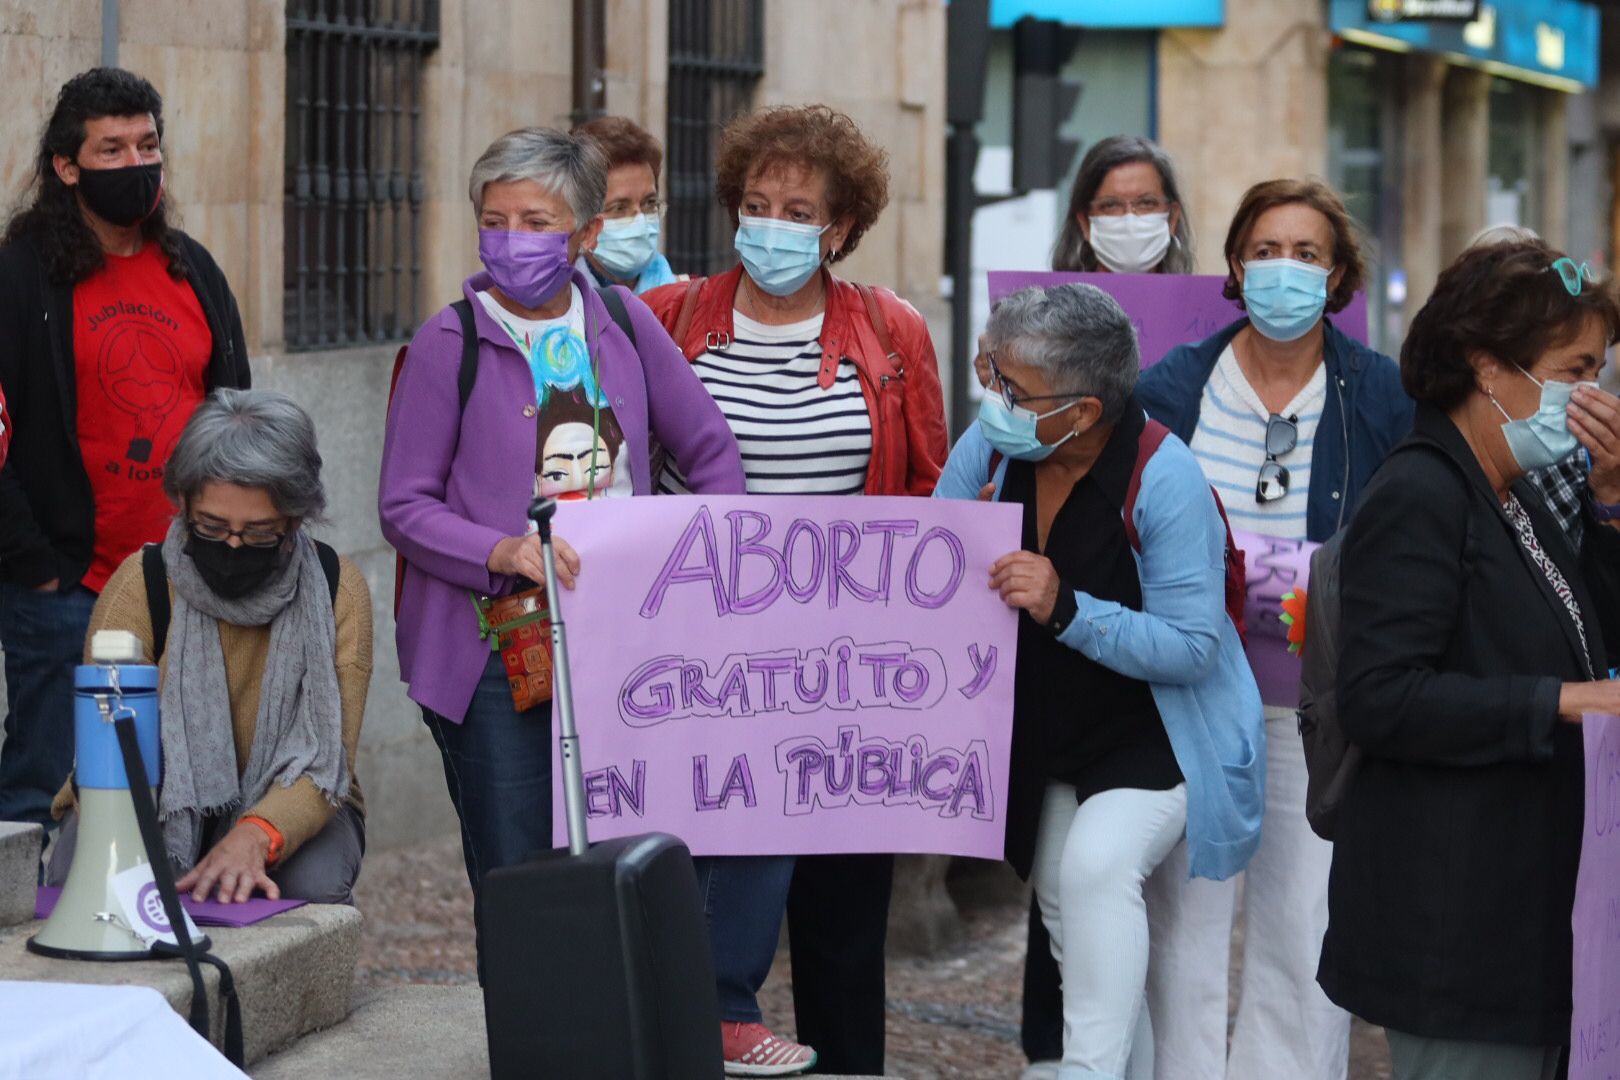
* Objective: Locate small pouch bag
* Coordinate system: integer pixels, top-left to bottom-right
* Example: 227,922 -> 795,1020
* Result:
472,586 -> 553,711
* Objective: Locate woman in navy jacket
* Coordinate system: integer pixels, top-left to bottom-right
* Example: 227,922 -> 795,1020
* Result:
1135,179 -> 1411,1080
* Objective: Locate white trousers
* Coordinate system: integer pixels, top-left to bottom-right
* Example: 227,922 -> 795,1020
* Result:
1032,781 -> 1188,1080
1143,710 -> 1351,1080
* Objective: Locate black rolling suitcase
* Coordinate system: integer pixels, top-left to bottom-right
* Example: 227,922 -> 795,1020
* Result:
482,497 -> 723,1080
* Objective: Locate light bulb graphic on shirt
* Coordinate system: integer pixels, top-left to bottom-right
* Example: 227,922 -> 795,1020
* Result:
98,322 -> 182,463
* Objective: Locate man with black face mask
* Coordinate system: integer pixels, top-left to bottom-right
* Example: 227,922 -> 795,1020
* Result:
0,67 -> 249,830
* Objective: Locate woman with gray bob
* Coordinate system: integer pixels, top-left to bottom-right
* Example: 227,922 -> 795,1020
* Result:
1053,135 -> 1195,275
935,283 -> 1263,1079
49,388 -> 372,905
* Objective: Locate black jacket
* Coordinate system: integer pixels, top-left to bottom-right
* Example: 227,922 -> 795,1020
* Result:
0,231 -> 250,589
1318,404 -> 1620,1045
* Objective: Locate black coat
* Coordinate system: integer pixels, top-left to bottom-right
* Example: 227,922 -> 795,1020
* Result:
0,231 -> 250,589
1318,404 -> 1620,1045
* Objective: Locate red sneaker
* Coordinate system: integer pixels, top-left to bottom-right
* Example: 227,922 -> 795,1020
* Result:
720,1021 -> 818,1077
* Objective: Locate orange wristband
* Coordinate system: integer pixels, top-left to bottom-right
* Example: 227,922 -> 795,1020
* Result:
240,815 -> 285,866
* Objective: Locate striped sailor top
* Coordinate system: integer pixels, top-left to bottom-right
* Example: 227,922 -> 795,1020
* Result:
1185,343 -> 1326,543
659,309 -> 873,496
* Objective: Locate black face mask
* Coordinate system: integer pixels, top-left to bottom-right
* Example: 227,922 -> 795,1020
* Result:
186,536 -> 284,600
74,161 -> 163,227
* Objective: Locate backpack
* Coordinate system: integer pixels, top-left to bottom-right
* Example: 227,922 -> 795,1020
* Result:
385,287 -> 638,615
988,417 -> 1249,642
142,541 -> 342,661
1297,531 -> 1355,840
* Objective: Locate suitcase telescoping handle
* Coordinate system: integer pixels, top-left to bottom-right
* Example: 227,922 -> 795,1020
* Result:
530,496 -> 589,856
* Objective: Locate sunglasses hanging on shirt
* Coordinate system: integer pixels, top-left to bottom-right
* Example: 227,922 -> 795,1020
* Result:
1256,413 -> 1298,504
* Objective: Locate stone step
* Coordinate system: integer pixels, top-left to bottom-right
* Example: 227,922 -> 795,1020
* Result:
0,823 -> 43,928
0,902 -> 360,1066
249,984 -> 903,1079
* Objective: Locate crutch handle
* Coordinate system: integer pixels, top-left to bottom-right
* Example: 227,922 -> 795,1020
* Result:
528,496 -> 556,541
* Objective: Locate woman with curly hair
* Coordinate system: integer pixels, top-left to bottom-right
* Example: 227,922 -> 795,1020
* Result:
644,103 -> 948,1076
0,67 -> 250,830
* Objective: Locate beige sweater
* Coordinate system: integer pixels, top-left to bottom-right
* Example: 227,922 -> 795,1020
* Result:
54,547 -> 373,861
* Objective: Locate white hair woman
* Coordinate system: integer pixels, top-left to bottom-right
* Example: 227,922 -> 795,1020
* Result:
936,283 -> 1263,1080
49,388 -> 370,905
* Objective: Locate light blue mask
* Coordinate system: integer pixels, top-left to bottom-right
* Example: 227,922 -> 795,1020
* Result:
735,215 -> 828,296
592,213 -> 661,279
1490,369 -> 1599,472
978,391 -> 1079,462
1242,258 -> 1332,342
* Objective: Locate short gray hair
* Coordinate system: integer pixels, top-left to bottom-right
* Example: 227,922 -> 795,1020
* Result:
1468,223 -> 1540,250
163,389 -> 327,523
986,284 -> 1139,424
468,127 -> 607,227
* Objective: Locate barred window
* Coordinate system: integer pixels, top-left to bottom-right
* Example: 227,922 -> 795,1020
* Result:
284,1 -> 439,351
666,0 -> 765,276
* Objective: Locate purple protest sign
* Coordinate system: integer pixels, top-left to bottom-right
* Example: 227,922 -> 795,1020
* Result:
987,271 -> 1370,370
1231,529 -> 1317,710
1571,712 -> 1620,1080
550,495 -> 1022,858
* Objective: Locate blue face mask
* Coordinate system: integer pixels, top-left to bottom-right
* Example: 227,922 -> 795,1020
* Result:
1242,258 -> 1332,342
977,391 -> 1079,462
1490,368 -> 1598,472
593,213 -> 661,279
735,215 -> 828,297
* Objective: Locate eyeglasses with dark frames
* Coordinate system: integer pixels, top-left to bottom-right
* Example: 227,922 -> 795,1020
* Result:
986,352 -> 1086,412
1256,413 -> 1298,505
187,518 -> 287,549
1088,196 -> 1170,217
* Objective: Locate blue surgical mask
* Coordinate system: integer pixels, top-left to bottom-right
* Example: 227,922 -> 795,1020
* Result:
1490,369 -> 1599,472
593,213 -> 660,279
977,391 -> 1079,462
1242,258 -> 1331,342
735,215 -> 828,297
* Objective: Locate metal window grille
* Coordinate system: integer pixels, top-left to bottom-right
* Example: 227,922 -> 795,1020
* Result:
666,0 -> 764,276
284,1 -> 439,351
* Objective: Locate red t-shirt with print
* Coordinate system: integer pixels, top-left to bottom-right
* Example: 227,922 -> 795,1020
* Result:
74,244 -> 212,592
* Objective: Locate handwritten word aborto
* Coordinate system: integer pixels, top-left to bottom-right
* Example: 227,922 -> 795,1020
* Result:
553,495 -> 1021,859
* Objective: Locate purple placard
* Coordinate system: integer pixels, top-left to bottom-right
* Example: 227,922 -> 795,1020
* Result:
34,885 -> 306,928
550,495 -> 1021,858
1231,529 -> 1317,710
986,272 -> 1371,370
1571,712 -> 1620,1080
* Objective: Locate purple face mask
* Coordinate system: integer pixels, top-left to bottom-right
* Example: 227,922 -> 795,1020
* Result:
478,229 -> 573,307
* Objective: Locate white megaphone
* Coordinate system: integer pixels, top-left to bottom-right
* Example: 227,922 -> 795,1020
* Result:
29,629 -> 203,959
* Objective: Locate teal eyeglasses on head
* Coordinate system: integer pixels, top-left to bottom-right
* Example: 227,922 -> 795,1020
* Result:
1550,257 -> 1598,297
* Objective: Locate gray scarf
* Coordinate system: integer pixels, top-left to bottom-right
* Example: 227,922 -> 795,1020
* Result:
158,519 -> 348,872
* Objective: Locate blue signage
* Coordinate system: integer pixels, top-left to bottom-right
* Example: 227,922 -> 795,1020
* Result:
988,0 -> 1223,29
1330,0 -> 1598,89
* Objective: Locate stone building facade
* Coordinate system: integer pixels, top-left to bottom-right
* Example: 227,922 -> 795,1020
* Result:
0,0 -> 947,849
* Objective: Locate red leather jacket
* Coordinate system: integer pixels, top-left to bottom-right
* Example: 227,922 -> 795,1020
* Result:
643,265 -> 948,497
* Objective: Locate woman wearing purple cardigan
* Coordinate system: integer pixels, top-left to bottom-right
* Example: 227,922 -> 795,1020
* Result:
378,128 -> 745,978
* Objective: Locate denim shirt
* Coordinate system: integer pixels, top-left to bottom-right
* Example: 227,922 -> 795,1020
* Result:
935,419 -> 1265,881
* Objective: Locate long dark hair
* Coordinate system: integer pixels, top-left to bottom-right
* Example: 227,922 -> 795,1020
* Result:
1052,135 -> 1194,274
3,67 -> 184,285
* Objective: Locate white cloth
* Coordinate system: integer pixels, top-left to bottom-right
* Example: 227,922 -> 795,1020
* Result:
1143,714 -> 1350,1080
1032,782 -> 1187,1080
0,981 -> 245,1079
1186,344 -> 1325,540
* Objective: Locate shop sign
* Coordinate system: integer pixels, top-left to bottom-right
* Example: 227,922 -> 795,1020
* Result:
1367,0 -> 1479,19
1331,0 -> 1598,90
985,0 -> 1222,28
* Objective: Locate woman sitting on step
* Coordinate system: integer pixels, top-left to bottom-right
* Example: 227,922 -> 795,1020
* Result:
49,388 -> 371,905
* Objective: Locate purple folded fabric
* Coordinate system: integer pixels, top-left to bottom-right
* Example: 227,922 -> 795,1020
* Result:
34,885 -> 307,927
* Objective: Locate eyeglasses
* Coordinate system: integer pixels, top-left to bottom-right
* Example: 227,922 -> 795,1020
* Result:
188,518 -> 286,549
602,197 -> 667,221
1256,413 -> 1298,504
1550,257 -> 1598,297
1089,196 -> 1170,217
987,353 -> 1085,411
